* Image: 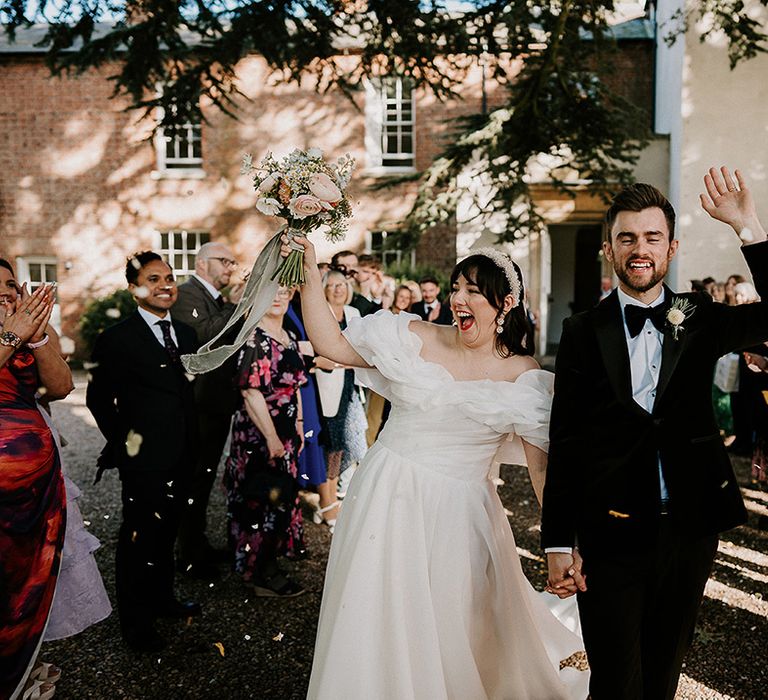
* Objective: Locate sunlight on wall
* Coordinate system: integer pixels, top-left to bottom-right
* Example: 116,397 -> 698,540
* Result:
45,115 -> 112,178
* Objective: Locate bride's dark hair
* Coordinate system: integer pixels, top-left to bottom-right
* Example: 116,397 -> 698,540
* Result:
449,254 -> 534,358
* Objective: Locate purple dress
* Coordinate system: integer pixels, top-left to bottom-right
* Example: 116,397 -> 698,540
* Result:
224,328 -> 307,579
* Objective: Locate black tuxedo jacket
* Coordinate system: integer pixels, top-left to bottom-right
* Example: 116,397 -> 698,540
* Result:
86,311 -> 199,477
411,299 -> 454,326
542,242 -> 768,554
173,276 -> 242,415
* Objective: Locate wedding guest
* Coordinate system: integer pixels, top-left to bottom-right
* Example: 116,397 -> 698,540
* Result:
283,297 -> 338,534
380,274 -> 397,311
412,276 -> 453,325
391,285 -> 413,314
712,282 -> 726,303
351,255 -> 385,316
329,250 -> 380,316
543,168 -> 768,700
314,269 -> 368,499
86,251 -> 201,653
173,241 -> 244,579
743,347 -> 768,488
404,279 -> 422,304
725,273 -> 746,305
0,259 -> 72,699
224,287 -> 307,595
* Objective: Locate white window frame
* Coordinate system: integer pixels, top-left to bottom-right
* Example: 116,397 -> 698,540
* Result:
152,102 -> 205,179
365,230 -> 416,268
15,256 -> 61,332
156,230 -> 211,281
364,77 -> 416,176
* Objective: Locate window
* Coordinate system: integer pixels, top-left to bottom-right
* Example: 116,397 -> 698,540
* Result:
154,101 -> 204,176
367,230 -> 416,268
365,77 -> 416,173
157,230 -> 211,281
15,256 -> 61,331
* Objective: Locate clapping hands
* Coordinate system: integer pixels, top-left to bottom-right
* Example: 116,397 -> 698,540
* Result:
1,283 -> 56,344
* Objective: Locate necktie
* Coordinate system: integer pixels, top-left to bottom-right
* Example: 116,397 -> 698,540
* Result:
156,320 -> 180,363
624,303 -> 668,338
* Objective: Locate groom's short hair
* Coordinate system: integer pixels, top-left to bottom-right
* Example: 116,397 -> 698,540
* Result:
605,183 -> 676,241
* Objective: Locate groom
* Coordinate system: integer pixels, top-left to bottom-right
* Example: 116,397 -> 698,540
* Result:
542,167 -> 768,699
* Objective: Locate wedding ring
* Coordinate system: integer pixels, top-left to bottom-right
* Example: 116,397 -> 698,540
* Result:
567,568 -> 575,576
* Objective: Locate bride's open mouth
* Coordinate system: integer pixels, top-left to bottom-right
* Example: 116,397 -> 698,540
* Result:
455,310 -> 475,331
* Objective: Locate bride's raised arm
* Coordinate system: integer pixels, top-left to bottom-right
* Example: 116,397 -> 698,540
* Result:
281,234 -> 369,368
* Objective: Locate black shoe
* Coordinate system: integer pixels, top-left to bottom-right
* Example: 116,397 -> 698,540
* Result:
249,571 -> 306,598
123,625 -> 167,653
155,599 -> 203,619
177,560 -> 222,580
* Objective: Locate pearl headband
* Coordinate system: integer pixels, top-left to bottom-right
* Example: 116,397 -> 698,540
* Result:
469,248 -> 522,308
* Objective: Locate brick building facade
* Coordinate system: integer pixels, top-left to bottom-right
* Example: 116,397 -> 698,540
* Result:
0,22 -> 655,354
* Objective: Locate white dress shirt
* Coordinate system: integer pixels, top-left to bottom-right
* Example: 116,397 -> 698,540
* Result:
192,273 -> 222,302
545,288 -> 670,555
617,287 -> 669,502
137,306 -> 178,347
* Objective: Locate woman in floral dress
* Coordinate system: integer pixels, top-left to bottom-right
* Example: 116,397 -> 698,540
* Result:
224,287 -> 307,596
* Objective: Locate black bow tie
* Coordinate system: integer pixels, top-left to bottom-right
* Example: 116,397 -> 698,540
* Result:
624,303 -> 668,338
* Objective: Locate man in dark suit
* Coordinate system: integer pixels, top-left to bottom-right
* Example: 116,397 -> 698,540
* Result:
411,276 -> 453,325
172,241 -> 243,579
542,167 -> 768,700
87,251 -> 201,653
330,250 -> 382,316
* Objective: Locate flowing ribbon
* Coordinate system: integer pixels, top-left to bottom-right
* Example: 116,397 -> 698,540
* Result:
181,226 -> 286,374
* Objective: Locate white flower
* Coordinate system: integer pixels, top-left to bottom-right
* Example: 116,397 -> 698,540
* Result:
256,197 -> 282,216
258,172 -> 281,193
307,147 -> 323,159
666,308 -> 685,326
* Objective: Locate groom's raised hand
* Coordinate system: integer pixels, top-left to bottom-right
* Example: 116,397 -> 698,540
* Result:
700,166 -> 767,243
546,549 -> 587,599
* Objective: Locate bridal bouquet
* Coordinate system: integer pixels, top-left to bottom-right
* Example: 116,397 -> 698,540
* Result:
242,148 -> 355,286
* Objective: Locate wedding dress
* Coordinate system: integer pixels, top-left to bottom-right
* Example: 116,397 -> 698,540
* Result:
307,311 -> 588,700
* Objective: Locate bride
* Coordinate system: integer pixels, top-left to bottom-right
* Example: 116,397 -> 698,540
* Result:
283,235 -> 588,700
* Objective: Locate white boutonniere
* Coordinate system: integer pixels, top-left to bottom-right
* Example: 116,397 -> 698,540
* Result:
666,297 -> 695,340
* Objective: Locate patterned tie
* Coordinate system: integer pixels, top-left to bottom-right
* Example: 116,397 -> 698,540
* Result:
156,320 -> 180,363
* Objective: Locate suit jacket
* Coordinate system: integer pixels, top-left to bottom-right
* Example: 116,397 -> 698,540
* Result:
542,242 -> 768,555
350,292 -> 382,317
86,311 -> 199,478
315,305 -> 363,418
411,299 -> 454,326
173,276 -> 242,415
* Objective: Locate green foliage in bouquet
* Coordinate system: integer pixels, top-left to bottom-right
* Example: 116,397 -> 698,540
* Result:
79,288 -> 137,355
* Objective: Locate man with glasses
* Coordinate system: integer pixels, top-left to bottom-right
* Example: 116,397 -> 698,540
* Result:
173,242 -> 244,579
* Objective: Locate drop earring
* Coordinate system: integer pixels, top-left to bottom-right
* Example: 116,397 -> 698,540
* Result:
496,312 -> 506,334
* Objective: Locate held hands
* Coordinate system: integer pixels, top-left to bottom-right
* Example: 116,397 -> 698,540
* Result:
545,549 -> 587,599
700,166 -> 766,242
2,283 -> 55,343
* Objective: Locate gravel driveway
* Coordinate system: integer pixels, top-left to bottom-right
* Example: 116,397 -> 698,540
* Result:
43,373 -> 767,699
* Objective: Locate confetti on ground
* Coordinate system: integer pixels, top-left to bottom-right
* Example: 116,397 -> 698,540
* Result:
213,642 -> 225,657
83,520 -> 91,526
272,633 -> 284,642
244,635 -> 251,641
104,514 -> 110,519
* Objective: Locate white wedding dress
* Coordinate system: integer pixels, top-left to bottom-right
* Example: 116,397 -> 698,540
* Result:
307,311 -> 588,700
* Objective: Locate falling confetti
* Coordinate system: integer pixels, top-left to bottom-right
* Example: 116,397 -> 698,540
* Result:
37,386 -> 48,396
83,520 -> 91,526
192,308 -> 199,318
213,642 -> 225,657
244,634 -> 251,641
104,514 -> 110,520
188,498 -> 195,505
130,256 -> 142,270
185,373 -> 196,382
125,430 -> 143,457
105,307 -> 121,319
134,285 -> 150,299
131,531 -> 138,542
167,481 -> 174,487
272,632 -> 284,642
244,543 -> 251,552
154,512 -> 162,520
209,583 -> 215,588
83,361 -> 99,370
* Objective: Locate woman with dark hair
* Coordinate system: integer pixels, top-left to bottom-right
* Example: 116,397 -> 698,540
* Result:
0,258 -> 73,699
279,238 -> 587,699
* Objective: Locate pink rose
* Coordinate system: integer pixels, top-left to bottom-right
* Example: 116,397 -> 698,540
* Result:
308,172 -> 343,204
289,194 -> 324,219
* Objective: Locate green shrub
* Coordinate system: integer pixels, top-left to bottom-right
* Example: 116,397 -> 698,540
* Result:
79,289 -> 137,356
